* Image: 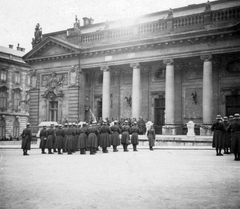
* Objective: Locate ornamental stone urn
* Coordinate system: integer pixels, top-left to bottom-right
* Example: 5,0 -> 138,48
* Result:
187,121 -> 195,136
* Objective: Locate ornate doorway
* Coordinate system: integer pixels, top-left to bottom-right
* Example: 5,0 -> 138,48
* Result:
154,97 -> 165,134
226,95 -> 240,116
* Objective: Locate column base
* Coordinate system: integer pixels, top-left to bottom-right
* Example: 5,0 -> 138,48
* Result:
162,125 -> 180,135
200,125 -> 213,136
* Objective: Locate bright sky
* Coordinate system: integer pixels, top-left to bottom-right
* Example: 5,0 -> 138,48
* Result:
0,0 -> 208,53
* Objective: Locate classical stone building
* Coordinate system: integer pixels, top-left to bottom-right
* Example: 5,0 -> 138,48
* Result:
0,45 -> 30,140
23,0 -> 240,134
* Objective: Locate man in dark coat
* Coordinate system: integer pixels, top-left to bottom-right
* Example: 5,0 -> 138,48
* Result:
46,124 -> 55,154
87,121 -> 99,155
147,124 -> 156,151
78,122 -> 88,154
227,113 -> 240,161
99,120 -> 111,153
131,121 -> 140,151
21,123 -> 32,156
121,120 -> 131,152
54,125 -> 65,154
110,120 -> 121,152
65,123 -> 75,155
39,125 -> 47,154
223,116 -> 231,154
211,115 -> 226,156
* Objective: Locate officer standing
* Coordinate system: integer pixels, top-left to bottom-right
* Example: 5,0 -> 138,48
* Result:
211,115 -> 226,156
78,122 -> 88,154
131,121 -> 140,151
65,123 -> 74,155
110,120 -> 121,152
223,116 -> 231,154
54,125 -> 65,154
121,120 -> 131,152
147,124 -> 156,151
87,121 -> 99,155
99,120 -> 111,153
39,125 -> 47,154
46,124 -> 55,154
227,113 -> 240,161
21,123 -> 32,156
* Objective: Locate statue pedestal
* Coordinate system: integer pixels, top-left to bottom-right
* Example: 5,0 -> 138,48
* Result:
200,125 -> 213,136
162,125 -> 178,135
187,121 -> 195,137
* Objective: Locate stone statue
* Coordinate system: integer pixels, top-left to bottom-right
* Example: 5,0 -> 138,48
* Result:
69,65 -> 78,85
73,16 -> 81,35
205,1 -> 211,12
167,8 -> 173,18
32,23 -> 42,48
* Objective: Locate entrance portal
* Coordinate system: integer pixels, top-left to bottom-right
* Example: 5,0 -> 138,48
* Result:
226,95 -> 240,116
154,97 -> 165,134
97,100 -> 102,119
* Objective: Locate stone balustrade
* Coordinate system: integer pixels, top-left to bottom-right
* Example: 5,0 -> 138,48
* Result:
80,6 -> 240,46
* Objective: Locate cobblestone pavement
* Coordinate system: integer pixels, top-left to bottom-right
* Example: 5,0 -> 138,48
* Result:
0,148 -> 240,209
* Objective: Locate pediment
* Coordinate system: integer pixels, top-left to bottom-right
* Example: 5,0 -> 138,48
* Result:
23,37 -> 80,61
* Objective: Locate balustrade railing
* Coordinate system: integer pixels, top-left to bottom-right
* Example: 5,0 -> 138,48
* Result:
80,6 -> 240,46
212,7 -> 240,22
173,15 -> 204,28
108,28 -> 133,39
139,21 -> 167,34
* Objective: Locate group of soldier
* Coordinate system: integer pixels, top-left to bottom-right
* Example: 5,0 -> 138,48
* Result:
21,120 -> 156,156
211,113 -> 240,161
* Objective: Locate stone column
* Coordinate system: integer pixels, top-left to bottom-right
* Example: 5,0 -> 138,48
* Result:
101,66 -> 110,120
7,70 -> 13,111
164,58 -> 175,125
130,63 -> 141,119
201,54 -> 213,124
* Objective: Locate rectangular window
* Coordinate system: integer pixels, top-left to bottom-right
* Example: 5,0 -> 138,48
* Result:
49,101 -> 58,121
0,88 -> 7,109
15,72 -> 20,84
13,91 -> 20,110
0,70 -> 7,81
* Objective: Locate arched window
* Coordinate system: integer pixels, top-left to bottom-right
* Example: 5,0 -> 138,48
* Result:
0,87 -> 7,109
13,118 -> 20,138
0,118 -> 6,138
13,89 -> 21,110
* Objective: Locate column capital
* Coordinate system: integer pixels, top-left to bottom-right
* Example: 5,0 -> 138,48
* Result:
201,54 -> 212,62
130,62 -> 140,69
163,58 -> 174,65
100,65 -> 109,72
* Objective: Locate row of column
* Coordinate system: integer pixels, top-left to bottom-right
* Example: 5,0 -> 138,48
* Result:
101,54 -> 213,125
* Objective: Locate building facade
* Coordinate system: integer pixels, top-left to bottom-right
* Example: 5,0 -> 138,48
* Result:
0,45 -> 30,140
23,0 -> 240,135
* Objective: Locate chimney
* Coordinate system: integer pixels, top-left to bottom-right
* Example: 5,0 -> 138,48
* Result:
89,18 -> 94,25
83,17 -> 89,26
20,48 -> 25,52
17,43 -> 21,51
9,44 -> 13,49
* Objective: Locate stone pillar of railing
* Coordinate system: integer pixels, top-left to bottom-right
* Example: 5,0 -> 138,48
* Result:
101,65 -> 110,120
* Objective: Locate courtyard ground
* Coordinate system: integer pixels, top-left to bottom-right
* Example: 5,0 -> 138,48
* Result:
0,147 -> 240,209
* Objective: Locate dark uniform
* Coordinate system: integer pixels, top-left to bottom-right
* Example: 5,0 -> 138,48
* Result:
87,123 -> 99,155
121,122 -> 131,152
223,117 -> 231,154
147,126 -> 156,151
54,126 -> 65,154
110,122 -> 121,152
21,124 -> 32,156
99,123 -> 111,153
78,124 -> 88,154
131,123 -> 140,151
211,115 -> 226,156
46,125 -> 55,154
39,126 -> 47,154
64,124 -> 75,154
227,114 -> 240,161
